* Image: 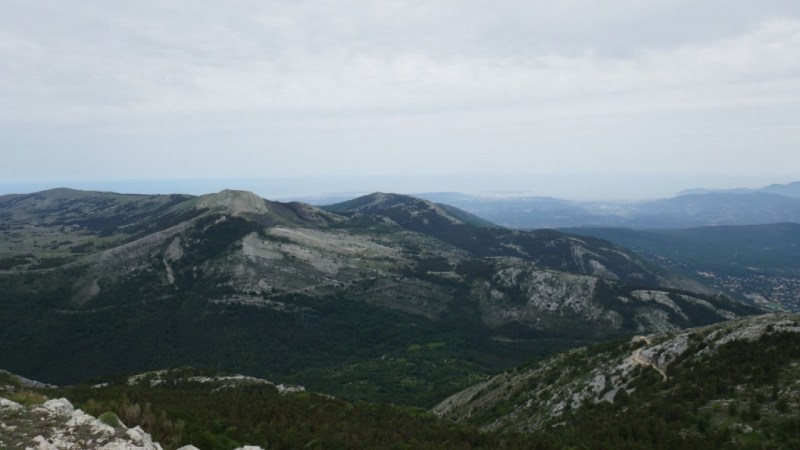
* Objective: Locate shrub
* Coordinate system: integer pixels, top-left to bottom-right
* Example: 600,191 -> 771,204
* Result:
99,411 -> 122,428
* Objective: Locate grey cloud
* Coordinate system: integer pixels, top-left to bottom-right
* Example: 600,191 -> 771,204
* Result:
0,0 -> 799,194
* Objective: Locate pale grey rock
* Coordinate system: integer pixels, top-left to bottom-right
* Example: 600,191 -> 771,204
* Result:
66,408 -> 115,436
276,384 -> 305,394
3,396 -> 164,450
39,398 -> 74,416
126,426 -> 156,446
128,370 -> 305,395
127,370 -> 169,386
0,397 -> 22,410
476,260 -> 607,328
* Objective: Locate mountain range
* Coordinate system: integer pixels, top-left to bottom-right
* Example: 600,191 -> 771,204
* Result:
4,186 -> 800,449
0,188 -> 758,407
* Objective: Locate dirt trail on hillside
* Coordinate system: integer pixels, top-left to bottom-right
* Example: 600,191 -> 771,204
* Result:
630,336 -> 668,381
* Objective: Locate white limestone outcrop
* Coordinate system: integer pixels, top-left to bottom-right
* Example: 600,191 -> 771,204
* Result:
1,394 -> 268,450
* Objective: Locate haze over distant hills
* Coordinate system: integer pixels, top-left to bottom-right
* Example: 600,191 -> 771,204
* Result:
411,181 -> 800,229
679,181 -> 800,198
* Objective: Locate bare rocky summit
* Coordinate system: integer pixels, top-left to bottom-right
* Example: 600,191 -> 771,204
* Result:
194,190 -> 270,217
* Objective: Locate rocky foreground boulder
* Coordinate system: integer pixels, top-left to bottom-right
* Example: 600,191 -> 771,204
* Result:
0,397 -> 263,450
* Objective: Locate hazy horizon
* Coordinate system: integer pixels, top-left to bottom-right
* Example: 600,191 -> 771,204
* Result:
0,173 -> 796,202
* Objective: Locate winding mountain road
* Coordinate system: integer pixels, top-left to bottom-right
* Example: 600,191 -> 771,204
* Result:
631,336 -> 668,381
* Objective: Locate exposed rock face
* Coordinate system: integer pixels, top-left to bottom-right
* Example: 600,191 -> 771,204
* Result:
476,262 -> 604,327
1,398 -> 22,411
0,395 -> 267,450
470,258 -> 742,336
126,368 -> 305,394
0,397 -> 162,450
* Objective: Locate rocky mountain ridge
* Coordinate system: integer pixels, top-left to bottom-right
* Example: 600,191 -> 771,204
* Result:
434,313 -> 800,441
564,223 -> 800,312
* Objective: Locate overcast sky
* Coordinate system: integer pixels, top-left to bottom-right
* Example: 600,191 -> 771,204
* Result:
1,0 -> 799,199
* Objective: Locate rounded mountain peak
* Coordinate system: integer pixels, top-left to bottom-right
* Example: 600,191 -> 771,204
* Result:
195,189 -> 269,216
323,192 -> 494,227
